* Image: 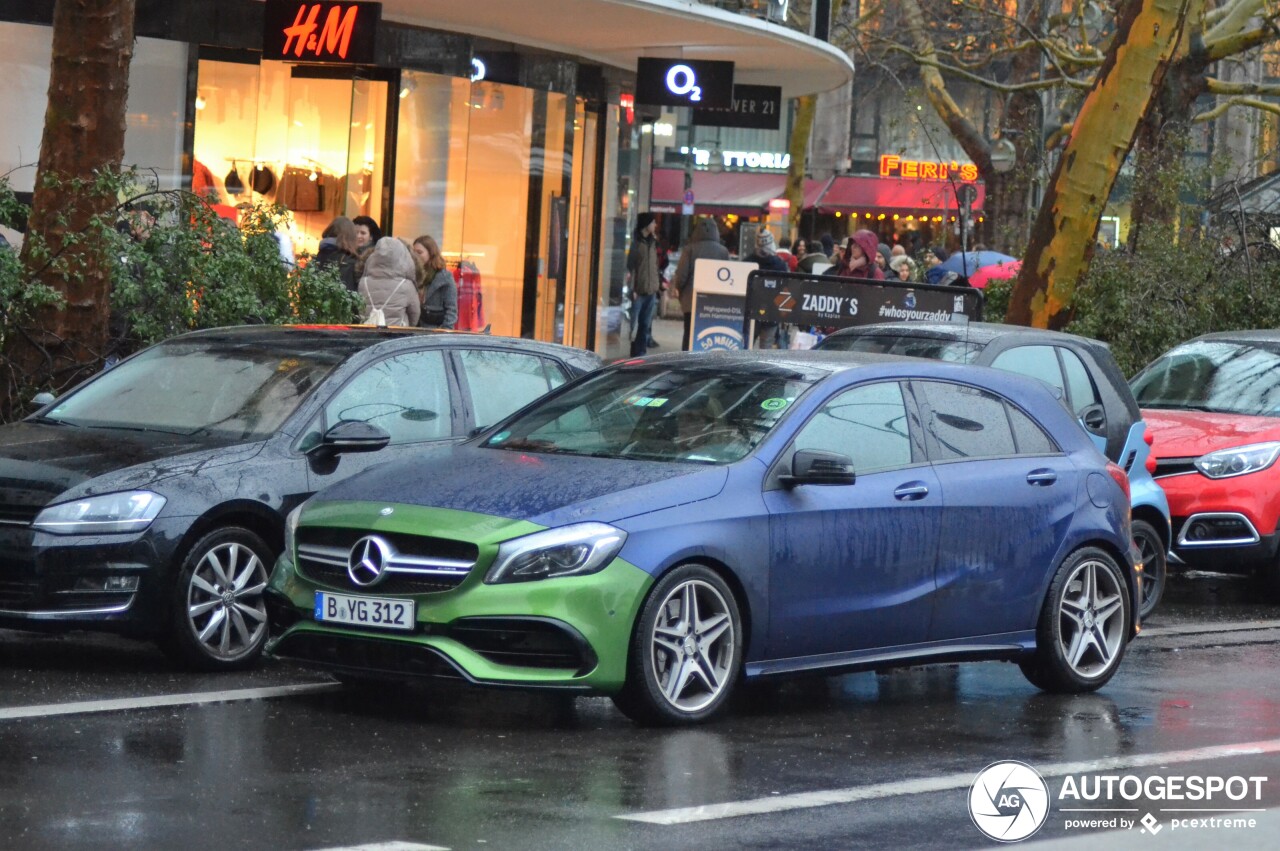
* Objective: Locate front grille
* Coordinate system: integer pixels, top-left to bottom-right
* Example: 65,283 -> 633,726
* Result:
0,578 -> 40,608
1154,457 -> 1199,478
0,505 -> 39,527
273,631 -> 464,680
296,526 -> 479,595
448,617 -> 593,672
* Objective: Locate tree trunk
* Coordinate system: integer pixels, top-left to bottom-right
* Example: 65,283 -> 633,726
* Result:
784,95 -> 817,243
1006,0 -> 1191,328
6,0 -> 135,411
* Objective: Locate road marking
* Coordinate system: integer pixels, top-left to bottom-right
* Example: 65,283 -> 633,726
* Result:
1140,620 -> 1280,638
617,737 -> 1280,825
0,682 -> 339,721
309,843 -> 449,851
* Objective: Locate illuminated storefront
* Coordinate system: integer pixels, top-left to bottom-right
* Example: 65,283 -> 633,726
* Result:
0,0 -> 851,355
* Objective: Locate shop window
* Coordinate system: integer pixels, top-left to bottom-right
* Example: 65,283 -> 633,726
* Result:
193,58 -> 388,259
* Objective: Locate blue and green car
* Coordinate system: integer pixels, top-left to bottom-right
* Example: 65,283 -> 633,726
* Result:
266,351 -> 1139,725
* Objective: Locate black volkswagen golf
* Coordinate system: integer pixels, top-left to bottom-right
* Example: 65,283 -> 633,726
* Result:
0,325 -> 600,670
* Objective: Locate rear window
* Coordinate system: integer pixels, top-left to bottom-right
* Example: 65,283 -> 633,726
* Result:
821,333 -> 984,364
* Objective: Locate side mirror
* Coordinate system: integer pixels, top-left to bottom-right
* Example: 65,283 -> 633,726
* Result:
311,420 -> 391,455
1080,403 -> 1107,434
779,449 -> 857,489
31,392 -> 56,408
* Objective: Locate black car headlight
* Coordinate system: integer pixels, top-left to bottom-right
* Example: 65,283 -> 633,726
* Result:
32,490 -> 167,535
484,522 -> 627,584
1194,442 -> 1280,479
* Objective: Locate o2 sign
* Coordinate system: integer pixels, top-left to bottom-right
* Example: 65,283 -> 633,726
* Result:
635,58 -> 734,109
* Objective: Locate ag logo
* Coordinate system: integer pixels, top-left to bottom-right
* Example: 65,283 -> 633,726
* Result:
968,760 -> 1049,842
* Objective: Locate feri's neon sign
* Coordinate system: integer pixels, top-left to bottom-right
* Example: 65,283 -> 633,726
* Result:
263,2 -> 381,64
880,155 -> 979,182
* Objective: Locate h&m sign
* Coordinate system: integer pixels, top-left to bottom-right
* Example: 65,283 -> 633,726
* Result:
263,1 -> 381,64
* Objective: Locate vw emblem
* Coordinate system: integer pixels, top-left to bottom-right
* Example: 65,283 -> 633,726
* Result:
347,535 -> 393,587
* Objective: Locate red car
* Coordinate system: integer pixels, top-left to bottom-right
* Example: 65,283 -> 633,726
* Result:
1131,331 -> 1280,591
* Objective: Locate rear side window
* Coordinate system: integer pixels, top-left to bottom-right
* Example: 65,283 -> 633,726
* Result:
459,350 -> 564,429
917,381 -> 1017,460
1061,349 -> 1101,415
990,345 -> 1064,393
1007,406 -> 1058,455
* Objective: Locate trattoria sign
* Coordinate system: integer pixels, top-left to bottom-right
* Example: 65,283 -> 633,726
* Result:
263,1 -> 381,64
880,155 -> 978,183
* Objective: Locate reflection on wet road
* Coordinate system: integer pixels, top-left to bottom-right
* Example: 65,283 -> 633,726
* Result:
0,572 -> 1277,850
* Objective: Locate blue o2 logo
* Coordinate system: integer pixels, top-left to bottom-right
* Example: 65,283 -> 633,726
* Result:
665,64 -> 702,102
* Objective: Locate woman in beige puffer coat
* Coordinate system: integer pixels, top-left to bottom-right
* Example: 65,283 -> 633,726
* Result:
358,237 -> 421,327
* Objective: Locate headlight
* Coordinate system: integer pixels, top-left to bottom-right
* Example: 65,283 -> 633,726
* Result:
284,504 -> 304,561
485,522 -> 627,584
1194,442 -> 1280,479
32,491 -> 166,535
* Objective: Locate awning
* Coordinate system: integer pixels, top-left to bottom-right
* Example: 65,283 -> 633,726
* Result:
814,175 -> 986,214
372,0 -> 854,98
651,169 -> 831,216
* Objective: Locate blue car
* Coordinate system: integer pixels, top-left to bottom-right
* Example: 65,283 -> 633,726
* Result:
267,352 -> 1139,725
818,322 -> 1171,618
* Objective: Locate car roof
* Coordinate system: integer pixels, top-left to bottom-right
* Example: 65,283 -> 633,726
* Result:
1189,329 -> 1280,346
824,321 -> 1103,348
622,349 -> 920,381
164,325 -> 602,368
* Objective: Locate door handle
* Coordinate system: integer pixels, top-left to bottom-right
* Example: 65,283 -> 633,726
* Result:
1026,469 -> 1058,486
894,483 -> 930,501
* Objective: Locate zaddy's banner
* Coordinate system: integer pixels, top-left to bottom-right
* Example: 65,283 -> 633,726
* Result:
263,1 -> 381,64
744,270 -> 983,331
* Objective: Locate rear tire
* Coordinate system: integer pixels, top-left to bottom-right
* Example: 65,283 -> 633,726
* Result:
611,564 -> 742,726
1132,519 -> 1167,619
160,527 -> 273,671
1020,547 -> 1131,694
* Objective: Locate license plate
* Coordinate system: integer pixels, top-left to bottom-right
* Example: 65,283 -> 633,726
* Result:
314,591 -> 415,631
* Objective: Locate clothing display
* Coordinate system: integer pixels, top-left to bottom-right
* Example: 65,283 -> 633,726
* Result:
279,167 -> 322,212
453,260 -> 486,332
224,164 -> 245,196
251,163 -> 276,196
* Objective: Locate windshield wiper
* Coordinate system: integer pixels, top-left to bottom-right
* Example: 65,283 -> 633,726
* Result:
28,415 -> 78,427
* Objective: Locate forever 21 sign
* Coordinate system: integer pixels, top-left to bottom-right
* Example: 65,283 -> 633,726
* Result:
693,85 -> 784,130
262,1 -> 381,64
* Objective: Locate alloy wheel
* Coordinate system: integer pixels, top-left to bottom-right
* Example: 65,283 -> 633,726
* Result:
1056,557 -> 1126,678
186,542 -> 269,661
648,579 -> 736,713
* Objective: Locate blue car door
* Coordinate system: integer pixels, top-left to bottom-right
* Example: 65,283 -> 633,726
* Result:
764,380 -> 941,658
912,379 -> 1079,640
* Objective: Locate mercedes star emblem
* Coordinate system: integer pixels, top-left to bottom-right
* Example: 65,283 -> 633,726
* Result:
347,535 -> 393,587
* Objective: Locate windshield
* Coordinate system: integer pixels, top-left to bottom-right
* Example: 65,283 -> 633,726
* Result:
820,333 -> 984,363
1131,340 -> 1280,416
484,364 -> 815,464
37,339 -> 343,439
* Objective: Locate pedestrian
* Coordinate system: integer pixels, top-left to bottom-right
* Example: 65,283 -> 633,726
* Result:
889,254 -> 916,282
627,212 -> 661,357
890,243 -> 907,258
819,233 -> 836,262
672,217 -> 729,351
836,230 -> 884,280
923,246 -> 949,284
352,215 -> 383,252
314,216 -> 359,290
413,234 -> 458,329
876,243 -> 892,276
749,228 -> 791,348
358,236 -> 420,327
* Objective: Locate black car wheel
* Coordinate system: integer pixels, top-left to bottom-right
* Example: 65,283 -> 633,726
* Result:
162,527 -> 272,671
1020,547 -> 1131,693
1132,519 -> 1166,619
612,564 -> 742,726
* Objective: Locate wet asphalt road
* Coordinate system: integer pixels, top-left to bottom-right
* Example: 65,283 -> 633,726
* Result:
1,572 -> 1279,851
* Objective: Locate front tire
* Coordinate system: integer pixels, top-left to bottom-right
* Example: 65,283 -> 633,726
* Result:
1133,519 -> 1167,619
1020,547 -> 1131,693
161,527 -> 273,671
611,565 -> 742,726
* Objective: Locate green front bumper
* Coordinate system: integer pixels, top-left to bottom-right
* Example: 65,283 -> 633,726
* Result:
266,501 -> 652,693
